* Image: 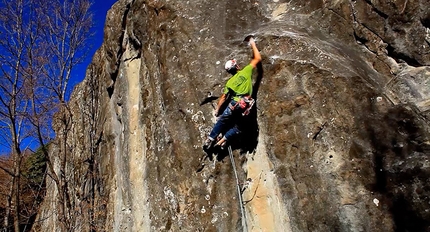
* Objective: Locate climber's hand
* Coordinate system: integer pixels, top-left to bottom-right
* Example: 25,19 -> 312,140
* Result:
248,37 -> 255,46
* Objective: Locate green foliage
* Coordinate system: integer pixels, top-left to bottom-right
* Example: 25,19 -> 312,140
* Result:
23,146 -> 47,189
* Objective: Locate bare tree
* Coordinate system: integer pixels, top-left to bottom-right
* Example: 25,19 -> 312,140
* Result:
0,0 -> 94,231
34,1 -> 94,230
0,156 -> 15,231
36,0 -> 94,102
0,0 -> 37,230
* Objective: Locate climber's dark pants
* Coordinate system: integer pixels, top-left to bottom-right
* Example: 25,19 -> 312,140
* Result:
209,100 -> 242,141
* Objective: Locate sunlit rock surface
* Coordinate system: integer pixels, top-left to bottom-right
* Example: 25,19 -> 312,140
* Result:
37,0 -> 430,231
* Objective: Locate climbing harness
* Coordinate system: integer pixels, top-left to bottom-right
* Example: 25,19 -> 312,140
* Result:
229,95 -> 255,116
228,145 -> 248,232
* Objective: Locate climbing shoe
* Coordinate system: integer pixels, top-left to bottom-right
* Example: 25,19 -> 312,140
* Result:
203,137 -> 214,150
215,137 -> 227,149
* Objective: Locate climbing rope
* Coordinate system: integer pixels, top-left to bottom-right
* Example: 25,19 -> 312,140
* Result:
228,145 -> 248,232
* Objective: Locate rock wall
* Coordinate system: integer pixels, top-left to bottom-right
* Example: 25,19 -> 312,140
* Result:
37,0 -> 430,231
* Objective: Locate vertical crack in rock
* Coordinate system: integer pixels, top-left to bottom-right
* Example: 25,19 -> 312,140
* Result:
107,2 -> 133,98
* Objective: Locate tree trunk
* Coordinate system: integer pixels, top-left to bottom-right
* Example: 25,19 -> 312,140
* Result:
4,180 -> 13,230
12,149 -> 21,232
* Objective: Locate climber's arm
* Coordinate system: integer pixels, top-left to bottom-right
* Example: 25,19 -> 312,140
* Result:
249,38 -> 261,68
215,93 -> 227,116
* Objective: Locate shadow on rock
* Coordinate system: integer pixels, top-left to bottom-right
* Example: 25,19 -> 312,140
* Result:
357,105 -> 430,231
236,61 -> 264,154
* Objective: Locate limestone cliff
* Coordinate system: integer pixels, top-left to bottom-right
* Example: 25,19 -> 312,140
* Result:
37,0 -> 430,231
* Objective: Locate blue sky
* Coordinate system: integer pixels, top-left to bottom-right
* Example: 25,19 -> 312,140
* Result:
70,0 -> 119,89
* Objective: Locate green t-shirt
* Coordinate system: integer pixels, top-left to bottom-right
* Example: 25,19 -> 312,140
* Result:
223,64 -> 254,101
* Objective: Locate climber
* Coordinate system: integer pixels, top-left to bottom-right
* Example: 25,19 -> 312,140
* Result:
203,36 -> 261,149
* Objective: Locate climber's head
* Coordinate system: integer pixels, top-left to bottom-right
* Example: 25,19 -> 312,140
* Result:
224,59 -> 239,75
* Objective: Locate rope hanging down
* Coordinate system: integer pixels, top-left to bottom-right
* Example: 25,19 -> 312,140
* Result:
228,145 -> 248,232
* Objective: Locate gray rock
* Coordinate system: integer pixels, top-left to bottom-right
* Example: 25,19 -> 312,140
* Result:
37,0 -> 430,231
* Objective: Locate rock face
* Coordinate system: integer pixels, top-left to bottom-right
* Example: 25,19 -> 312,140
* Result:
37,0 -> 430,231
